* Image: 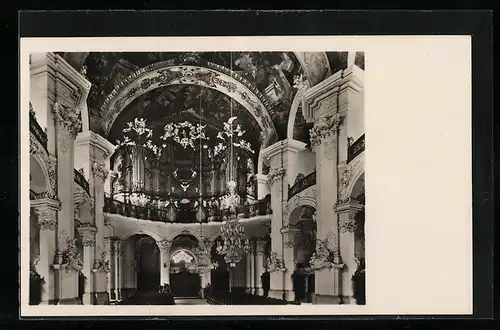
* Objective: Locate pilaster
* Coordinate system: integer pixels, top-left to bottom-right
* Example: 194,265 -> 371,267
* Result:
335,201 -> 364,304
254,240 -> 266,295
77,224 -> 96,304
113,240 -> 123,301
158,238 -> 172,286
31,197 -> 61,304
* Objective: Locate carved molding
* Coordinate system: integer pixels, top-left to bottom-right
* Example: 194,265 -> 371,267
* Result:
101,61 -> 277,146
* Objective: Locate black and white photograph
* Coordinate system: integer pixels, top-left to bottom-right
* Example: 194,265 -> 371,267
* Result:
27,50 -> 366,308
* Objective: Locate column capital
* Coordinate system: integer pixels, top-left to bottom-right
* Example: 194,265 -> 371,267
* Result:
267,167 -> 286,185
309,113 -> 342,149
31,198 -> 61,231
158,238 -> 172,252
77,225 -> 97,247
92,162 -> 109,182
335,202 -> 364,234
52,102 -> 82,140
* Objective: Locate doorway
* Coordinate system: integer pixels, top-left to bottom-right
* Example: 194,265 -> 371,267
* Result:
170,269 -> 201,297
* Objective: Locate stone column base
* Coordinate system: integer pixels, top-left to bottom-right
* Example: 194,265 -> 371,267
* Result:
312,294 -> 342,305
283,289 -> 295,302
94,291 -> 110,305
82,292 -> 94,305
254,287 -> 263,296
114,289 -> 122,301
341,295 -> 358,305
245,288 -> 252,294
110,288 -> 116,301
268,289 -> 283,300
57,297 -> 81,305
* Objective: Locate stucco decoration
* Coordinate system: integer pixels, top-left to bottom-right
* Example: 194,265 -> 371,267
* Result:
100,61 -> 278,148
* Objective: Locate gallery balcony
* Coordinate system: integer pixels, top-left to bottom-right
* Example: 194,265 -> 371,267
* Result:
104,193 -> 272,224
347,134 -> 365,163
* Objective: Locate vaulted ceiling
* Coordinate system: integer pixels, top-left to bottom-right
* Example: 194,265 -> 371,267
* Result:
61,51 -> 364,145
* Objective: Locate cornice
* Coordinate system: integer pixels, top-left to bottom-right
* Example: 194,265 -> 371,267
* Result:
260,138 -> 307,166
76,131 -> 116,160
302,65 -> 364,122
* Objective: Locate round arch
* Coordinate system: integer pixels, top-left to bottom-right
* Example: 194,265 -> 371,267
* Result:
100,61 -> 278,146
287,88 -> 306,139
344,154 -> 365,199
122,230 -> 163,246
165,228 -> 199,242
29,135 -> 56,197
286,186 -> 317,224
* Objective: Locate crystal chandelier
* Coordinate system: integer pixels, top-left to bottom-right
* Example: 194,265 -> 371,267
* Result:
216,214 -> 250,267
186,97 -> 218,275
216,51 -> 251,268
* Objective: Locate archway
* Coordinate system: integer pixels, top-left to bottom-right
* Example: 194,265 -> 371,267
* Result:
349,172 -> 365,305
29,157 -> 47,305
100,61 -> 278,147
288,205 -> 317,303
131,234 -> 161,292
168,234 -> 201,297
210,236 -> 230,293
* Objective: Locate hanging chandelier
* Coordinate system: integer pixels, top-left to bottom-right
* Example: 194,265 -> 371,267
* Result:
186,98 -> 219,275
216,214 -> 250,268
215,51 -> 251,268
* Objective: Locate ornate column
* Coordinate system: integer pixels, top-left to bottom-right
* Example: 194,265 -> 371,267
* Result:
245,252 -> 252,293
247,241 -> 256,294
52,102 -> 81,305
77,224 -> 96,304
104,238 -> 113,301
260,139 -> 306,300
158,238 -> 172,286
31,197 -> 60,305
74,131 -> 115,305
281,227 -> 299,301
254,239 -> 266,295
113,240 -> 123,301
336,202 -> 364,304
302,65 -> 364,305
91,161 -> 110,304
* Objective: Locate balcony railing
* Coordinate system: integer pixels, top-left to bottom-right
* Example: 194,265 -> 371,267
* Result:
348,134 -> 365,163
288,171 -> 316,201
74,169 -> 90,194
29,110 -> 48,152
104,194 -> 272,224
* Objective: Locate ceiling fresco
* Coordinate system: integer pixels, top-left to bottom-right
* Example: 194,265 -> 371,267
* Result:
61,51 -> 364,143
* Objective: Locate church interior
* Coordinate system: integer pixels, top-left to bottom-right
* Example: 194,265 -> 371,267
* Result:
28,51 -> 365,306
